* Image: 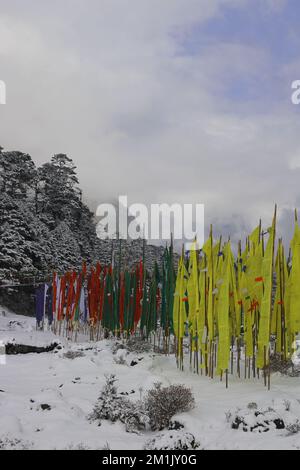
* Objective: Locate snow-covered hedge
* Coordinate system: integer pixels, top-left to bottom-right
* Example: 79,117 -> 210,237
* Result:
144,430 -> 201,450
89,375 -> 195,435
0,436 -> 33,450
89,374 -> 148,433
228,401 -> 300,434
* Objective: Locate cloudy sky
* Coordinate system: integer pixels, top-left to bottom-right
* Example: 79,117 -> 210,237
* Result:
1,0 -> 300,244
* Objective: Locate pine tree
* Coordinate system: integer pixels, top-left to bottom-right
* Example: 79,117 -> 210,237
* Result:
0,150 -> 36,200
38,154 -> 81,225
90,374 -> 121,422
0,195 -> 37,281
48,221 -> 82,272
38,153 -> 98,264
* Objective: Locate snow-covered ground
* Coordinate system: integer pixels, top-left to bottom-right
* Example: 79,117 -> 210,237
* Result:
0,308 -> 300,450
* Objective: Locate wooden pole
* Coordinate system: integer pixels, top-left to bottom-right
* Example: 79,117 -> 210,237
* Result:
268,348 -> 271,391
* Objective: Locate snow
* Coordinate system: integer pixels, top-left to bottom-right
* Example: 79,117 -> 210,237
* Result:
0,308 -> 58,348
0,308 -> 300,450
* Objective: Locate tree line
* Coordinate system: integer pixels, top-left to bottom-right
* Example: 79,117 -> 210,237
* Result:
0,147 -> 100,284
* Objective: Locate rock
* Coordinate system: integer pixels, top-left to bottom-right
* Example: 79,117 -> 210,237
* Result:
273,418 -> 285,429
40,404 -> 51,411
130,360 -> 138,366
5,342 -> 59,355
168,420 -> 184,431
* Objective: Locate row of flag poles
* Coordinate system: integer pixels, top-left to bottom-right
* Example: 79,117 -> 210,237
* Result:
174,206 -> 300,388
37,243 -> 175,347
36,206 -> 300,388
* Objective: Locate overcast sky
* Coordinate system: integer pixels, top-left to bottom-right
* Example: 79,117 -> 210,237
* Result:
1,0 -> 300,244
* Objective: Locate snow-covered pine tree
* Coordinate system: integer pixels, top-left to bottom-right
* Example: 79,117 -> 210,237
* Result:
38,153 -> 98,264
0,195 -> 38,282
48,221 -> 82,272
89,374 -> 148,433
38,154 -> 81,226
90,374 -> 121,423
0,150 -> 36,200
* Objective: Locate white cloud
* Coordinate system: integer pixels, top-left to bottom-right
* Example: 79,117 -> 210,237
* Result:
0,0 -> 299,243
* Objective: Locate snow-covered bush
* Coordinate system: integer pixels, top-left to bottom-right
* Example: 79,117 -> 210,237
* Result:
230,400 -> 300,435
113,347 -> 129,365
288,367 -> 300,377
269,354 -> 300,377
63,350 -> 85,359
102,442 -> 111,450
283,400 -> 291,412
113,354 -> 127,365
64,442 -> 107,450
144,430 -> 200,450
230,406 -> 285,432
286,420 -> 300,435
89,374 -> 148,433
112,338 -> 152,355
225,410 -> 232,423
65,443 -> 91,450
145,382 -> 195,431
126,337 -> 152,354
269,354 -> 292,374
0,436 -> 33,450
112,342 -> 126,354
120,399 -> 149,433
247,402 -> 258,410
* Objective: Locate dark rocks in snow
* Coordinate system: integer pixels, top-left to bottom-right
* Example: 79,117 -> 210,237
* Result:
5,342 -> 59,355
230,407 -> 286,432
8,320 -> 23,328
273,418 -> 285,429
40,404 -> 51,411
72,377 -> 81,384
168,420 -> 184,431
130,360 -> 138,366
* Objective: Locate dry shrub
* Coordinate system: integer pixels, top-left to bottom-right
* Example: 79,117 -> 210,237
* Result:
145,382 -> 195,431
